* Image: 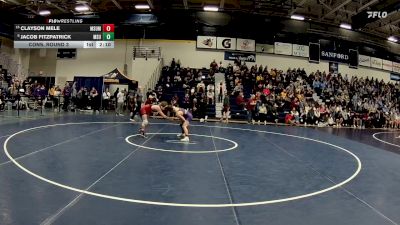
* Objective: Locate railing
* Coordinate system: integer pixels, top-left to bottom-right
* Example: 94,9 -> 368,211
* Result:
133,46 -> 161,60
144,58 -> 164,96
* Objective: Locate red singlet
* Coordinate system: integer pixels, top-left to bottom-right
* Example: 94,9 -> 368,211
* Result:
140,104 -> 152,116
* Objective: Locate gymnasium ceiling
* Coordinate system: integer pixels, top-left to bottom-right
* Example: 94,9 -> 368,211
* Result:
0,0 -> 399,41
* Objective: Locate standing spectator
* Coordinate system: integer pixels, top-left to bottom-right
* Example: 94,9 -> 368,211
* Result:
207,88 -> 214,105
71,82 -> 77,109
116,89 -> 125,116
198,97 -> 207,122
258,103 -> 267,125
102,88 -> 111,111
146,88 -> 154,99
90,87 -> 100,113
113,88 -> 119,109
171,58 -> 176,69
236,92 -> 246,110
210,59 -> 218,71
217,81 -> 225,103
49,85 -> 56,108
76,87 -> 83,109
128,93 -> 136,121
0,92 -> 4,111
82,87 -> 89,110
54,86 -> 62,109
246,95 -> 257,124
134,87 -> 143,119
221,92 -> 230,123
62,82 -> 71,111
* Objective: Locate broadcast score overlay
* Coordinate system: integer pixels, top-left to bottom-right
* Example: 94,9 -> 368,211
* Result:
14,22 -> 115,49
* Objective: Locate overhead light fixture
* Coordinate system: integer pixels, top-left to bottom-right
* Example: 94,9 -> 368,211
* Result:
38,10 -> 51,16
135,4 -> 150,9
75,5 -> 90,12
203,6 -> 219,11
388,36 -> 398,43
340,23 -> 352,30
290,15 -> 304,21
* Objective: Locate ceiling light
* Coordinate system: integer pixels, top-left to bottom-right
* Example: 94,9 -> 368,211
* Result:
290,15 -> 304,21
340,23 -> 352,30
203,6 -> 219,11
75,5 -> 90,12
135,4 -> 150,9
38,10 -> 51,16
388,36 -> 398,43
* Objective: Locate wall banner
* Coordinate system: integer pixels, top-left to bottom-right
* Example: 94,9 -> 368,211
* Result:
292,44 -> 309,57
236,39 -> 255,52
371,57 -> 383,69
359,55 -> 371,67
256,43 -> 274,53
274,42 -> 293,55
196,36 -> 217,49
382,60 -> 393,71
217,37 -> 236,50
224,51 -> 256,62
329,62 -> 339,74
393,62 -> 400,73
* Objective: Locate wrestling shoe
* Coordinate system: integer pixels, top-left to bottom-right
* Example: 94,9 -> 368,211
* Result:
180,136 -> 189,142
138,129 -> 148,138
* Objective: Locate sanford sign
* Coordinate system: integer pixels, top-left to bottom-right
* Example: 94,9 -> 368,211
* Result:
320,49 -> 350,63
321,51 -> 349,60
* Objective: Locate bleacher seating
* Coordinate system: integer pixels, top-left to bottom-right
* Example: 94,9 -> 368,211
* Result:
155,66 -> 216,118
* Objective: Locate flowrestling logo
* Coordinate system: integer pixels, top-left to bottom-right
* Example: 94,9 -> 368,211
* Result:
367,11 -> 388,19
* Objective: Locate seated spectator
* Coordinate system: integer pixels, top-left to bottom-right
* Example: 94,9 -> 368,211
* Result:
207,83 -> 215,92
171,93 -> 179,106
233,83 -> 243,96
197,81 -> 205,93
218,61 -> 224,72
183,93 -> 190,109
236,92 -> 246,110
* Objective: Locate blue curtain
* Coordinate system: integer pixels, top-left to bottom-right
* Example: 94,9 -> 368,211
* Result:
73,76 -> 104,106
73,76 -> 104,92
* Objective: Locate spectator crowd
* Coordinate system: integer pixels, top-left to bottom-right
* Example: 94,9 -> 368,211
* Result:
2,58 -> 400,130
225,60 -> 400,128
